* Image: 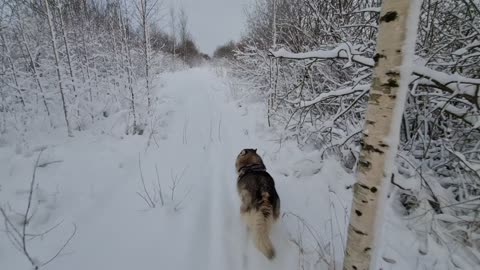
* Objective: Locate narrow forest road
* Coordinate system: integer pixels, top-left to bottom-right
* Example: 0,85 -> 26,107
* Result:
0,67 -> 352,270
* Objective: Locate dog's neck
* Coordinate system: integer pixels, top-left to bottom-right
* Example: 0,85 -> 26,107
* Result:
238,163 -> 266,177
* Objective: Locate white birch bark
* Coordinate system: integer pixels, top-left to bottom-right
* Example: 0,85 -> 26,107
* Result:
139,0 -> 152,112
16,18 -> 52,125
45,0 -> 73,137
343,1 -> 420,269
0,32 -> 25,109
119,3 -> 138,134
272,0 -> 277,50
170,5 -> 176,71
57,4 -> 77,97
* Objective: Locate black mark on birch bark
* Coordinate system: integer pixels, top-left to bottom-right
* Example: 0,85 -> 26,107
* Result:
362,143 -> 385,154
383,79 -> 399,87
359,160 -> 372,170
386,71 -> 400,76
380,11 -> 398,22
373,53 -> 386,64
353,228 -> 368,236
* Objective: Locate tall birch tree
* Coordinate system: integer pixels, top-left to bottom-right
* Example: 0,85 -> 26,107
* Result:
137,0 -> 160,113
44,0 -> 73,137
343,0 -> 421,269
169,5 -> 177,71
178,6 -> 188,64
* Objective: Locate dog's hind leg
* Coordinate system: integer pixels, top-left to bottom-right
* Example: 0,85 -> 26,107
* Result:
239,189 -> 252,214
253,192 -> 275,260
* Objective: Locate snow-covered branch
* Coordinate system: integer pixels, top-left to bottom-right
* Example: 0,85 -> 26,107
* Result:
270,45 -> 480,106
269,44 -> 375,67
299,84 -> 370,108
436,101 -> 480,127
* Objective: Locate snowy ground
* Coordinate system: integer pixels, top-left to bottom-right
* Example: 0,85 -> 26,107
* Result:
0,67 -> 354,270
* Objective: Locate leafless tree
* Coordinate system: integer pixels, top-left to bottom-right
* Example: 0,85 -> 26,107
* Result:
343,0 -> 420,268
136,0 -> 162,114
0,150 -> 76,269
178,5 -> 189,64
169,5 -> 177,70
44,0 -> 72,137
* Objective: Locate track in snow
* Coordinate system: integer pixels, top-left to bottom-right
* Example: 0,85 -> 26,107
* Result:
151,67 -> 299,270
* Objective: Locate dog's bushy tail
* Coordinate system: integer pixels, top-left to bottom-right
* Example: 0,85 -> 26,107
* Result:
254,192 -> 275,260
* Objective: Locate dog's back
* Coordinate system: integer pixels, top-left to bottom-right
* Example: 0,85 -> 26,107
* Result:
235,149 -> 280,260
237,171 -> 280,219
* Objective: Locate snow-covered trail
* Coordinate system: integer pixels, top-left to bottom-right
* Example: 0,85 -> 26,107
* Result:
1,66 -> 353,270
139,67 -> 300,270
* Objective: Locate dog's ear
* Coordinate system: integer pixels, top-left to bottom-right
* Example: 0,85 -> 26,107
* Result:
240,149 -> 247,156
253,148 -> 257,153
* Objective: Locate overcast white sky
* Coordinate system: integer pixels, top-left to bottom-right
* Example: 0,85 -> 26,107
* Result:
165,0 -> 249,55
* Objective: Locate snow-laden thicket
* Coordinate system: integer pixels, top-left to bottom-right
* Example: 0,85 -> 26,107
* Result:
0,0 -> 204,144
229,0 -> 480,266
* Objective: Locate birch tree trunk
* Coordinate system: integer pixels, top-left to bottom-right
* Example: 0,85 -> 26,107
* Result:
108,17 -> 120,99
81,0 -> 93,104
58,4 -> 79,120
0,32 -> 28,146
170,6 -> 176,71
58,5 -> 76,95
140,0 -> 152,112
1,88 -> 6,134
343,0 -> 420,269
178,7 -> 188,65
272,0 -> 277,50
45,0 -> 73,137
0,33 -> 25,109
17,18 -> 52,125
119,4 -> 138,134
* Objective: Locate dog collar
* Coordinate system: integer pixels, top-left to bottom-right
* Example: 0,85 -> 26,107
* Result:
238,163 -> 266,177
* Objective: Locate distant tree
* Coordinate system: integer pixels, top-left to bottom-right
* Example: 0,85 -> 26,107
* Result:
44,0 -> 72,137
118,1 -> 139,134
149,24 -> 171,52
136,0 -> 161,113
176,38 -> 202,66
178,6 -> 189,64
169,5 -> 177,70
213,41 -> 237,59
201,53 -> 211,61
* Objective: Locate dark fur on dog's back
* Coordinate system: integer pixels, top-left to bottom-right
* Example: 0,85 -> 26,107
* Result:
235,149 -> 281,259
237,171 -> 280,218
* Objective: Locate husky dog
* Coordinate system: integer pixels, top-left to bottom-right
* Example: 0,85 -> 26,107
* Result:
235,148 -> 280,260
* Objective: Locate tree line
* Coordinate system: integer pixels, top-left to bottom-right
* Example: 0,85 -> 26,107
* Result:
0,0 -> 206,139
